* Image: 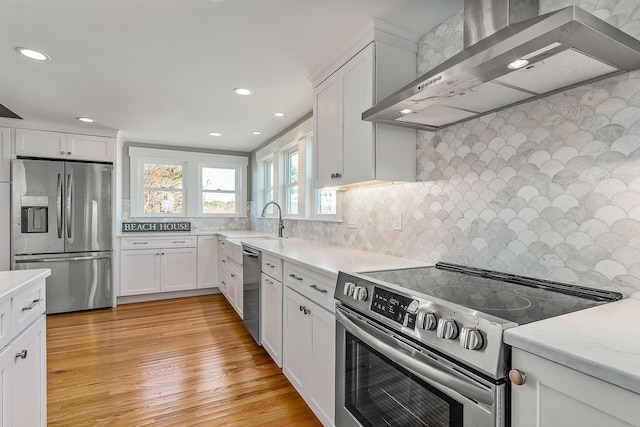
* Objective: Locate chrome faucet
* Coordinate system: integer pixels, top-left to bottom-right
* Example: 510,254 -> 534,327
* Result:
260,201 -> 284,238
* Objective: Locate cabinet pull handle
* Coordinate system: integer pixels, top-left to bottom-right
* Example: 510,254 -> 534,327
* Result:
289,273 -> 303,281
67,151 -> 72,155
221,259 -> 226,263
221,281 -> 226,285
230,273 -> 236,278
299,305 -> 303,311
266,263 -> 274,268
15,350 -> 28,360
21,299 -> 41,311
509,369 -> 527,386
310,285 -> 327,294
133,241 -> 148,245
303,307 -> 310,315
173,240 -> 186,243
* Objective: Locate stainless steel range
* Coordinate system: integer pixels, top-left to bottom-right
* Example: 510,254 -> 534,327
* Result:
334,262 -> 623,427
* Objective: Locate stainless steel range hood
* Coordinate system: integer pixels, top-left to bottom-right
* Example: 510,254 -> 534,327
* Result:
363,0 -> 640,131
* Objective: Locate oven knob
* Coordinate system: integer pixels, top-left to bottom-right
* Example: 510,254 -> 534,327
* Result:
407,300 -> 420,314
416,310 -> 437,330
436,318 -> 459,340
460,327 -> 484,350
353,286 -> 368,301
343,282 -> 355,297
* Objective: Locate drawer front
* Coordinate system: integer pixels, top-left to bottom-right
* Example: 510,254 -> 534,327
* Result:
228,257 -> 242,274
12,279 -> 46,335
262,253 -> 283,282
226,241 -> 243,265
0,299 -> 12,350
284,262 -> 335,312
121,236 -> 196,249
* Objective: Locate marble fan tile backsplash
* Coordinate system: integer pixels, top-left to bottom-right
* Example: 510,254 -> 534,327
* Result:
255,0 -> 640,295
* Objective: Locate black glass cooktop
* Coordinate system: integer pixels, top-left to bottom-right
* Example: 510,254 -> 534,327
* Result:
362,262 -> 623,325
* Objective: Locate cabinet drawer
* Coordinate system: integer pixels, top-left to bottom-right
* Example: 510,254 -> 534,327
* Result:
228,257 -> 242,275
121,236 -> 196,249
12,279 -> 46,335
262,253 -> 283,282
225,241 -> 243,265
0,299 -> 11,350
284,262 -> 335,312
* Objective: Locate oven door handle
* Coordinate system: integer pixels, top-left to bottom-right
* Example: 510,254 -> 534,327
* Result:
336,308 -> 494,406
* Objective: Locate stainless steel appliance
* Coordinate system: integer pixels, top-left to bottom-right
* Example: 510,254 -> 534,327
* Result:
11,159 -> 112,314
242,246 -> 261,344
335,262 -> 623,427
362,0 -> 640,131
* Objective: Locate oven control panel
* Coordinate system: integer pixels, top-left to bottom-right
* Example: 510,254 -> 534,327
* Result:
371,287 -> 417,328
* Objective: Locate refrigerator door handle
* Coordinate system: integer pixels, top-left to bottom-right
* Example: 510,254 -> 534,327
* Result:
66,173 -> 73,239
56,173 -> 63,238
14,254 -> 112,263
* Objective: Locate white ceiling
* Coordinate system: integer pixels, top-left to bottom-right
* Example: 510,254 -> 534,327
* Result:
0,0 -> 462,152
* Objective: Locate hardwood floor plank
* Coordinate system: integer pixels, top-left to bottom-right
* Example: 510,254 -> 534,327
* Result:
47,294 -> 323,426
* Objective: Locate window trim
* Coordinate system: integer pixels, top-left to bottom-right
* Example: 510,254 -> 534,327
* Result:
198,163 -> 243,217
130,147 -> 248,218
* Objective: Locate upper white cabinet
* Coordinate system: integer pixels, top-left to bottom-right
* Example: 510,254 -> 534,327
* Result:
15,129 -> 114,162
0,127 -> 10,182
511,348 -> 640,427
313,34 -> 417,188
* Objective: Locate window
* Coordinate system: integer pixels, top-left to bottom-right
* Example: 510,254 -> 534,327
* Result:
285,150 -> 299,215
130,147 -> 248,217
142,161 -> 185,214
201,166 -> 236,214
316,189 -> 337,215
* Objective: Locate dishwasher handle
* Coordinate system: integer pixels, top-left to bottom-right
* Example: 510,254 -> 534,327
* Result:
242,249 -> 260,258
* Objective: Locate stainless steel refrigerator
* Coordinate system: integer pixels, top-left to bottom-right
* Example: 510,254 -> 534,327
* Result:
11,159 -> 112,314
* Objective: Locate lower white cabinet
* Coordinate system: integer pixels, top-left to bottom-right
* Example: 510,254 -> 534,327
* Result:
511,348 -> 640,427
12,316 -> 46,427
217,238 -> 244,318
283,286 -> 335,427
120,236 -> 197,296
196,236 -> 218,289
261,272 -> 283,367
227,258 -> 243,318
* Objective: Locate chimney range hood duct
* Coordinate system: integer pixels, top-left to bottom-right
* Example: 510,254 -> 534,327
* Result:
362,0 -> 640,131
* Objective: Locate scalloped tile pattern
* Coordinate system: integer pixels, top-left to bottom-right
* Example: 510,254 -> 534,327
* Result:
254,0 -> 640,296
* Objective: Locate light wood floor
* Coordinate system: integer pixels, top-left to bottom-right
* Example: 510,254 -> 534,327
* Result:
47,294 -> 323,426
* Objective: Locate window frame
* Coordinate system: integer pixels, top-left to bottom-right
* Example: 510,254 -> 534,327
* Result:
198,163 -> 243,217
284,146 -> 300,216
130,147 -> 248,218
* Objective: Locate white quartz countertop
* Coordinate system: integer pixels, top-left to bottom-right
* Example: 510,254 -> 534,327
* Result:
504,296 -> 640,395
0,269 -> 51,301
240,237 -> 429,278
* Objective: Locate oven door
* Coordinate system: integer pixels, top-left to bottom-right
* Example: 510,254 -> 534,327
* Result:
336,305 -> 506,427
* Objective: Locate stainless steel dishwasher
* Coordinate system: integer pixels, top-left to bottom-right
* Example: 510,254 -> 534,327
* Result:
242,246 -> 261,344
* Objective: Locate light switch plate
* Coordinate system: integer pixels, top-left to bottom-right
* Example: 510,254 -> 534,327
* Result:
348,218 -> 356,229
393,212 -> 402,231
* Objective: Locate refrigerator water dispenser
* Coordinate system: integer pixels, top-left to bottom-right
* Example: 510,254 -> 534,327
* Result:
20,196 -> 49,233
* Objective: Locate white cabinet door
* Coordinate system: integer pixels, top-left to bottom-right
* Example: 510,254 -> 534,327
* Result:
67,134 -> 114,162
314,73 -> 340,188
197,236 -> 218,289
0,183 -> 9,271
120,249 -> 161,295
228,267 -> 243,318
340,44 -> 374,184
15,129 -> 67,160
161,248 -> 197,292
260,273 -> 283,367
13,316 -> 46,427
0,345 -> 13,427
0,127 -> 10,183
309,303 -> 335,426
511,349 -> 640,427
283,287 -> 311,397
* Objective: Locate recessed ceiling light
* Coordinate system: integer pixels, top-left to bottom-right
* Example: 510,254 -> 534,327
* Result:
508,58 -> 529,70
274,112 -> 285,117
233,87 -> 252,96
76,117 -> 95,123
16,47 -> 50,61
209,132 -> 222,136
253,131 -> 261,135
400,109 -> 413,114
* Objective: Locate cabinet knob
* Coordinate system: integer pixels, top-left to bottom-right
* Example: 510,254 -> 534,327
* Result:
335,173 -> 341,178
67,151 -> 72,155
509,369 -> 527,386
60,151 -> 66,155
15,350 -> 28,360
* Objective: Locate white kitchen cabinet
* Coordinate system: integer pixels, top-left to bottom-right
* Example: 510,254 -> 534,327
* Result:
283,282 -> 335,426
261,253 -> 284,366
15,129 -> 114,162
313,40 -> 416,188
0,127 -> 10,182
196,236 -> 218,289
227,257 -> 243,318
0,271 -> 48,427
217,238 -> 244,318
217,237 -> 229,299
13,316 -> 46,427
120,236 -> 197,296
511,348 -> 640,427
0,183 -> 9,271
